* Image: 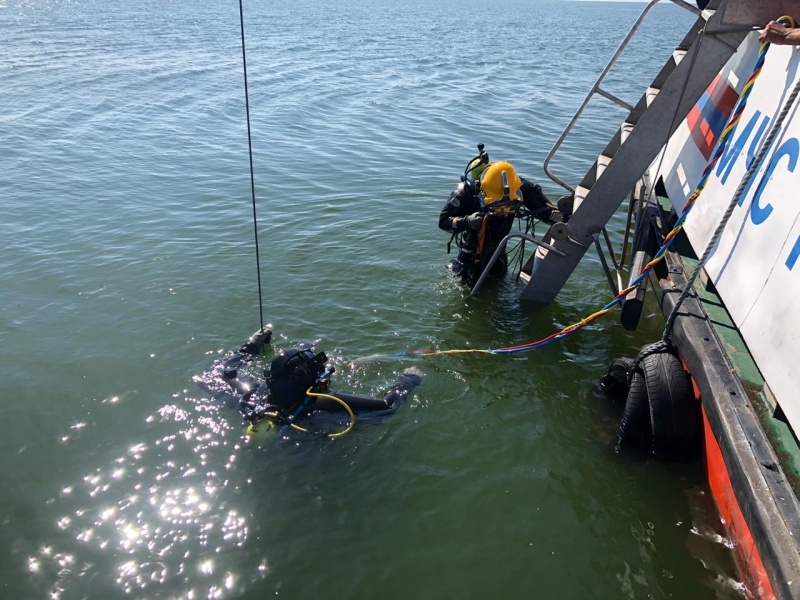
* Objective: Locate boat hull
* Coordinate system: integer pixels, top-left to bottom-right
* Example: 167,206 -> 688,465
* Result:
657,249 -> 800,600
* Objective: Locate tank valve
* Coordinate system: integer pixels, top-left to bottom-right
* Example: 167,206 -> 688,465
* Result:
240,326 -> 273,355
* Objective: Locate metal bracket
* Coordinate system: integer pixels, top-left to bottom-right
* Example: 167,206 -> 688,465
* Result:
469,233 -> 566,297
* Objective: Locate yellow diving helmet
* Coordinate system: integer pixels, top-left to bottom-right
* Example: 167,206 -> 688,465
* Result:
479,161 -> 522,212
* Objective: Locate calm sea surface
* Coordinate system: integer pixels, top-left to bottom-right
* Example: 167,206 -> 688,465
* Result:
2,0 -> 743,598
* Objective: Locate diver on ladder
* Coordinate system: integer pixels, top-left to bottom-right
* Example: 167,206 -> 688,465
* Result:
212,327 -> 422,437
438,144 -> 570,287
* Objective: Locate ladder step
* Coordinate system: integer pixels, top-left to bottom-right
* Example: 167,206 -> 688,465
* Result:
645,86 -> 659,106
597,154 -> 612,180
621,121 -> 634,145
582,122 -> 634,209
573,185 -> 591,213
673,49 -> 687,66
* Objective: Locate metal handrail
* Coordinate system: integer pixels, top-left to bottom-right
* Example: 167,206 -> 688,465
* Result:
542,0 -> 702,194
594,234 -> 620,296
469,233 -> 567,297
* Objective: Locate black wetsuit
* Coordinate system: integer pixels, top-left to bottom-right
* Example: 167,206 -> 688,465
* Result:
438,178 -> 560,286
213,329 -> 422,428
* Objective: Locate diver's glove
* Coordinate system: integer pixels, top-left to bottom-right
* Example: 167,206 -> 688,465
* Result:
524,182 -> 548,205
548,210 -> 565,224
464,212 -> 485,231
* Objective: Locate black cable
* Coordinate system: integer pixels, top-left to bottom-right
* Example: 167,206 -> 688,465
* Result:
237,0 -> 265,330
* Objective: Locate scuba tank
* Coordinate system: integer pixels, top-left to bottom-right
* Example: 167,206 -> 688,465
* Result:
462,142 -> 490,193
266,347 -> 330,411
237,347 -> 330,424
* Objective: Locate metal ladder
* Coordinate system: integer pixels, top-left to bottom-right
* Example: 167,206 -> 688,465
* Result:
518,0 -> 748,305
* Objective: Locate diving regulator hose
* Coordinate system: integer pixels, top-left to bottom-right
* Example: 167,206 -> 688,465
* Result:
245,386 -> 356,439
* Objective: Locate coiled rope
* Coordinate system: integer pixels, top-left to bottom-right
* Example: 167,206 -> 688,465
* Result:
406,16 -> 795,360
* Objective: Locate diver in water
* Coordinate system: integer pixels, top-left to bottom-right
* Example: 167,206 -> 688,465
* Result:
439,144 -> 569,287
214,327 -> 422,437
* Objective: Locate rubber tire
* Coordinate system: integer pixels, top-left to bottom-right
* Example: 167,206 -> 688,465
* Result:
616,361 -> 651,453
599,357 -> 634,399
642,350 -> 700,461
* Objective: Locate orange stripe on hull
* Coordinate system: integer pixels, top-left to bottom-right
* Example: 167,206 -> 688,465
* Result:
703,407 -> 776,599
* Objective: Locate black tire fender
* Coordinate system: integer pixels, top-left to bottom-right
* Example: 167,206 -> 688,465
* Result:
616,360 -> 651,452
600,357 -> 634,399
643,350 -> 700,461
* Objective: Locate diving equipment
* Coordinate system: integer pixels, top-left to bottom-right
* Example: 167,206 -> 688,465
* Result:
462,142 -> 490,189
213,329 -> 423,437
480,161 -> 523,209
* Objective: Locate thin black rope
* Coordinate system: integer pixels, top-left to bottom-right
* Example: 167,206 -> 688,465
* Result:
238,0 -> 265,330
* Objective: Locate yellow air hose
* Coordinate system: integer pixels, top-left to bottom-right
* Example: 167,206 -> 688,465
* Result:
287,387 -> 356,438
245,389 -> 356,439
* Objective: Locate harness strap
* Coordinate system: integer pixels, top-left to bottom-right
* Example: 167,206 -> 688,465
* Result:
475,214 -> 489,259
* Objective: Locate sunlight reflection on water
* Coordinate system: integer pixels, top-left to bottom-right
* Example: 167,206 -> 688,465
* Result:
36,387 -> 261,599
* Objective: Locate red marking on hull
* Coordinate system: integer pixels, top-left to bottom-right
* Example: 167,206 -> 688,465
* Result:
687,74 -> 741,160
702,407 -> 776,599
679,356 -> 775,598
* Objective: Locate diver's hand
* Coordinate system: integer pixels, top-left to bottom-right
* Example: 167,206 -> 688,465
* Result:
464,212 -> 484,231
548,210 -> 565,224
759,20 -> 797,45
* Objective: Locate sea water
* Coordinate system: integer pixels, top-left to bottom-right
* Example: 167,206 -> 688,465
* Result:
1,0 -> 743,597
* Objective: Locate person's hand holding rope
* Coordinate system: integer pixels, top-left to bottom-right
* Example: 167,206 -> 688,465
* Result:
759,19 -> 800,45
